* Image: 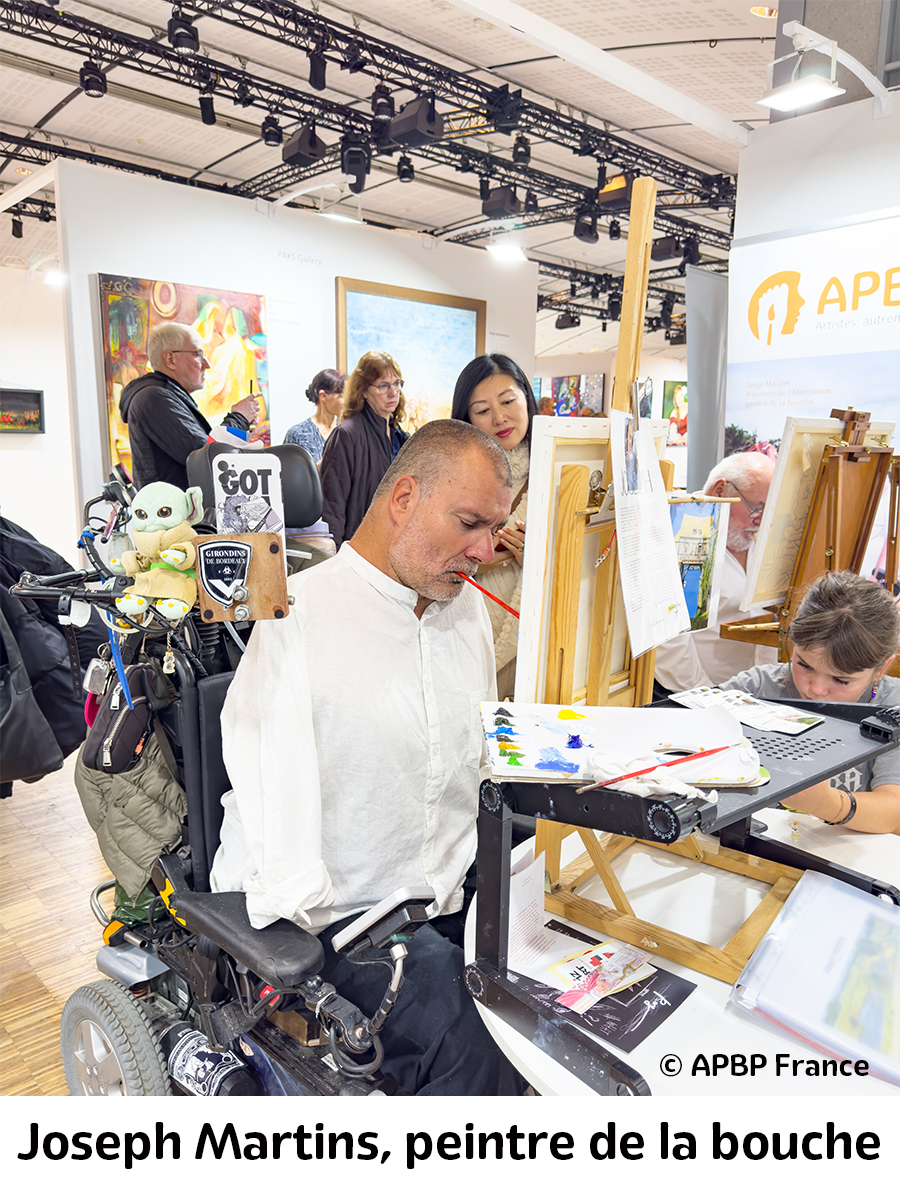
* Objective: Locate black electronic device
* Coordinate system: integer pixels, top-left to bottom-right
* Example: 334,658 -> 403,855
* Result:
332,885 -> 436,955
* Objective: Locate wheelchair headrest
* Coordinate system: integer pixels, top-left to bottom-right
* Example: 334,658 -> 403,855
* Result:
186,442 -> 323,528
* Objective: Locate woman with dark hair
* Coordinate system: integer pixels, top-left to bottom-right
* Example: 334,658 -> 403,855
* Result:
451,353 -> 537,697
319,350 -> 409,547
721,571 -> 899,834
283,368 -> 347,464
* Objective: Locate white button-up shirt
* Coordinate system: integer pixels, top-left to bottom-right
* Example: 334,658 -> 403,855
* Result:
211,544 -> 496,932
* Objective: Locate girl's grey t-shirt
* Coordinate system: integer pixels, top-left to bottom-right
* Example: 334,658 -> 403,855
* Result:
720,662 -> 900,794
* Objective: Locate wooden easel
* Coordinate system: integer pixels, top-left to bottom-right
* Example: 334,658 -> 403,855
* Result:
720,409 -> 897,662
531,177 -> 807,982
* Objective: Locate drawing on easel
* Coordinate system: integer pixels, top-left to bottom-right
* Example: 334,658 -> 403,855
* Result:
669,499 -> 730,632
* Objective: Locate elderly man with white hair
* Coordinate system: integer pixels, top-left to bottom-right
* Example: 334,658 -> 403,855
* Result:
655,451 -> 778,692
119,321 -> 260,489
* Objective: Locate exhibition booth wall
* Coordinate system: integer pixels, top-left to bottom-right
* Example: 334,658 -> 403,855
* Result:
726,96 -> 900,450
41,158 -> 538,524
0,266 -> 79,559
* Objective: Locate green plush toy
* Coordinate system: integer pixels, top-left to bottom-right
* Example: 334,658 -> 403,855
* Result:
111,482 -> 204,621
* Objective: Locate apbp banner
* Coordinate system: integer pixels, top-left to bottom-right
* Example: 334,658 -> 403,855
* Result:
725,214 -> 900,452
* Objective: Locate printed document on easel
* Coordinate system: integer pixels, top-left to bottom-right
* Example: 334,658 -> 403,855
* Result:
609,408 -> 690,656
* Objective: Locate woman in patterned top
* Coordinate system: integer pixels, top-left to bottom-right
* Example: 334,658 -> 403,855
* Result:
721,571 -> 899,834
283,368 -> 347,464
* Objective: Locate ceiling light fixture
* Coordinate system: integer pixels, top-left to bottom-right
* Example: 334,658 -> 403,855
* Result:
308,48 -> 327,91
555,311 -> 580,329
199,93 -> 216,126
341,136 -> 371,194
283,125 -> 329,168
511,134 -> 531,164
487,242 -> 527,262
573,210 -> 598,244
523,190 -> 538,214
15,167 -> 32,176
38,206 -> 52,223
11,216 -> 23,239
79,61 -> 107,98
371,83 -> 395,122
608,219 -> 621,241
235,80 -> 253,107
167,11 -> 199,57
478,176 -> 491,202
482,185 -> 521,217
757,20 -> 891,116
261,115 -> 283,146
608,292 -> 622,321
750,7 -> 778,17
396,155 -> 415,183
342,40 -> 367,73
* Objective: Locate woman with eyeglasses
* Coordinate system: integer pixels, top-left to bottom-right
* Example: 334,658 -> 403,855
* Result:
451,353 -> 537,699
283,368 -> 348,466
319,351 -> 409,547
720,571 -> 900,835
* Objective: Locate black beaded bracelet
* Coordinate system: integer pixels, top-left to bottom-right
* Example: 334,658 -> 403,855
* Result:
824,787 -> 857,826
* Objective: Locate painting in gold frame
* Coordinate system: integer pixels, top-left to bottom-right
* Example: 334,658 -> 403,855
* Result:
336,277 -> 486,430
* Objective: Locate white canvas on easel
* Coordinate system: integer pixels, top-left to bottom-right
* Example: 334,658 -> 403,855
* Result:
741,416 -> 894,611
515,415 -> 669,705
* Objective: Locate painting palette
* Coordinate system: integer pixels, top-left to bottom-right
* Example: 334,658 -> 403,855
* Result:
478,702 -> 753,785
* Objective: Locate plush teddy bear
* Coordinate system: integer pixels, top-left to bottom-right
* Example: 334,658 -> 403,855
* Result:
111,482 -> 204,621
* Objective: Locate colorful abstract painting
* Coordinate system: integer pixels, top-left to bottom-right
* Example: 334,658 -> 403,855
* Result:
98,274 -> 269,476
534,374 -> 605,416
337,278 -> 485,431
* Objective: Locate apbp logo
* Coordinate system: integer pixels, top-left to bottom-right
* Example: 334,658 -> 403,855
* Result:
747,271 -> 805,347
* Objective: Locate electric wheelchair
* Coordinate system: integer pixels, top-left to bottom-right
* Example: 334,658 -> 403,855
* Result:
13,446 -> 432,1097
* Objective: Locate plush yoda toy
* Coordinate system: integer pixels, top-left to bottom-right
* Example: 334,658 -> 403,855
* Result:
111,482 -> 204,620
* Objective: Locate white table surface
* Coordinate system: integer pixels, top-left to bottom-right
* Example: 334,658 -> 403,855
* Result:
464,808 -> 900,1097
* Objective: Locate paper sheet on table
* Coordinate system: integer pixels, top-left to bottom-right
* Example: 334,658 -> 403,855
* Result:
507,853 -> 593,979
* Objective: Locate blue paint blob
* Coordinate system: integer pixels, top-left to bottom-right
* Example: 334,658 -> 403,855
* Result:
566,734 -> 583,749
534,746 -> 580,773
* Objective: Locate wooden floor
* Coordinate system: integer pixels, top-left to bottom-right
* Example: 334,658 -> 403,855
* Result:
1,752 -> 110,1096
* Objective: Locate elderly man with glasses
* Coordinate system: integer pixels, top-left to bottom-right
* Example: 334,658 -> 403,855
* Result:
655,450 -> 777,693
119,322 -> 260,489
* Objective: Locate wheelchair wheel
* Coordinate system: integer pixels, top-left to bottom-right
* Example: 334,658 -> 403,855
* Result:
61,979 -> 171,1096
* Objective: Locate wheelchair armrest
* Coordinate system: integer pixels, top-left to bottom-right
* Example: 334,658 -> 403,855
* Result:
152,854 -> 324,989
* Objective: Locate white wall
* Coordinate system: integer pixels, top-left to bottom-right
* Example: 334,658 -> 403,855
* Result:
55,159 -> 538,512
0,266 -> 80,559
733,96 -> 900,243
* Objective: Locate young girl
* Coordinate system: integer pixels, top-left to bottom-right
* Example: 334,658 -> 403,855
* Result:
720,571 -> 899,834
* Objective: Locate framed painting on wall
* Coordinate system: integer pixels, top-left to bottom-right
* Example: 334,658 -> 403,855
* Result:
97,274 -> 269,477
0,388 -> 44,434
336,277 -> 486,430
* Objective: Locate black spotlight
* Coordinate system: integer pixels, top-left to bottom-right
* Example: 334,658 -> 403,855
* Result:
458,151 -> 473,173
371,83 -> 395,122
235,80 -> 253,107
397,155 -> 415,183
512,134 -> 530,164
596,161 -> 608,190
590,284 -> 599,301
660,294 -> 675,328
341,135 -> 371,194
308,49 -> 327,91
601,321 -> 607,332
79,61 -> 106,98
682,236 -> 701,266
573,210 -> 598,244
39,206 -> 52,223
199,93 -> 216,126
479,176 -> 491,201
608,219 -> 621,241
570,282 -> 578,298
555,311 -> 580,330
261,115 -> 283,147
11,215 -> 23,239
342,40 -> 367,73
524,190 -> 538,214
608,292 -> 622,321
167,12 -> 199,57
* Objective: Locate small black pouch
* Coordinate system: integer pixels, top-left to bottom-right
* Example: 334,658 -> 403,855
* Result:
82,661 -> 171,774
